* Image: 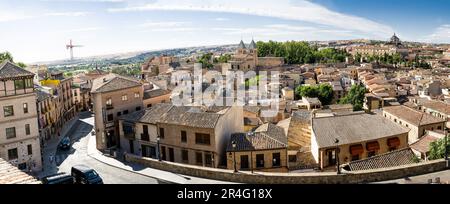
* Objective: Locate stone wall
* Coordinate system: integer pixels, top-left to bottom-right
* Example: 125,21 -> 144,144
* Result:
125,153 -> 448,184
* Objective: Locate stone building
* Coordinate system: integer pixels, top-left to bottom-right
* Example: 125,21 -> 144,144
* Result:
141,55 -> 177,79
91,73 -> 143,151
229,40 -> 259,72
226,131 -> 288,172
119,104 -> 243,168
382,105 -> 446,144
38,71 -> 76,137
0,61 -> 42,172
311,112 -> 409,170
351,33 -> 408,58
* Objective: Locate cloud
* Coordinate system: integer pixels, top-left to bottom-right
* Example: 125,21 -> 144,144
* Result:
212,24 -> 355,39
137,21 -> 197,32
45,12 -> 90,17
138,21 -> 191,28
214,17 -> 230,21
61,27 -> 106,33
107,0 -> 394,38
0,12 -> 34,22
421,24 -> 450,43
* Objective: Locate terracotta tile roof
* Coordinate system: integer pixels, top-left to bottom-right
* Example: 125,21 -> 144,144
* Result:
159,106 -> 225,129
91,73 -> 142,93
227,132 -> 287,152
254,123 -> 287,145
312,113 -> 409,148
383,105 -> 446,126
410,134 -> 440,153
0,61 -> 34,80
143,89 -> 171,99
243,106 -> 261,114
422,100 -> 450,115
344,148 -> 416,171
120,103 -> 173,124
120,104 -> 230,129
0,159 -> 41,184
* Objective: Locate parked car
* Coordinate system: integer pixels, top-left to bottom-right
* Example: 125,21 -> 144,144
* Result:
42,173 -> 74,184
71,165 -> 103,184
59,136 -> 71,150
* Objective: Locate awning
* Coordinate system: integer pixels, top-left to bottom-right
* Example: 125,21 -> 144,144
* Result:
350,144 -> 364,156
366,141 -> 380,151
387,137 -> 400,147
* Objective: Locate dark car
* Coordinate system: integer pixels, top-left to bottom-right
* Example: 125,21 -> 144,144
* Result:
59,137 -> 71,150
71,165 -> 103,184
42,173 -> 74,184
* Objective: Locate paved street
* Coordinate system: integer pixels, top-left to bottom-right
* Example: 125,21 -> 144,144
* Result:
42,112 -> 161,184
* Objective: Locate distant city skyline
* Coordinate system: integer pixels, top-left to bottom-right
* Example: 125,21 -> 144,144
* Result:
0,0 -> 449,63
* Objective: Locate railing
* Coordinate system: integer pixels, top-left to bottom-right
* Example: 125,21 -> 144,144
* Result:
106,104 -> 114,110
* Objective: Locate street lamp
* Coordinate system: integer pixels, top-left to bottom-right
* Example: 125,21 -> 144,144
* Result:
232,140 -> 237,173
157,136 -> 161,161
334,138 -> 341,174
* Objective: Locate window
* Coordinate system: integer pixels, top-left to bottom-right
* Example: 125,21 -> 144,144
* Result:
23,103 -> 28,113
205,153 -> 213,167
135,106 -> 141,111
147,104 -> 152,108
134,92 -> 140,98
367,151 -> 376,158
121,95 -> 128,101
196,152 -> 203,165
14,79 -> 25,90
25,124 -> 30,135
182,150 -> 189,163
3,105 -> 14,117
107,114 -> 113,122
117,112 -> 122,117
27,144 -> 32,155
288,155 -> 297,163
351,154 -> 360,161
25,78 -> 33,88
438,126 -> 442,130
140,125 -> 149,140
256,154 -> 264,168
195,133 -> 210,145
106,98 -> 112,105
159,128 -> 165,139
6,127 -> 16,139
181,131 -> 187,143
8,148 -> 18,160
240,155 -> 249,169
272,153 -> 281,167
123,110 -> 129,115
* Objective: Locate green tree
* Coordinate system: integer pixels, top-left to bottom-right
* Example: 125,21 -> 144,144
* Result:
295,85 -> 318,98
1,52 -> 27,67
428,137 -> 450,160
317,84 -> 333,105
198,53 -> 213,69
0,52 -> 14,62
294,84 -> 333,105
339,84 -> 366,111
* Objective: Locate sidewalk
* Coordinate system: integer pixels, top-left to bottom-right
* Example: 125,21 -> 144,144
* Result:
37,115 -> 80,179
86,134 -> 237,184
